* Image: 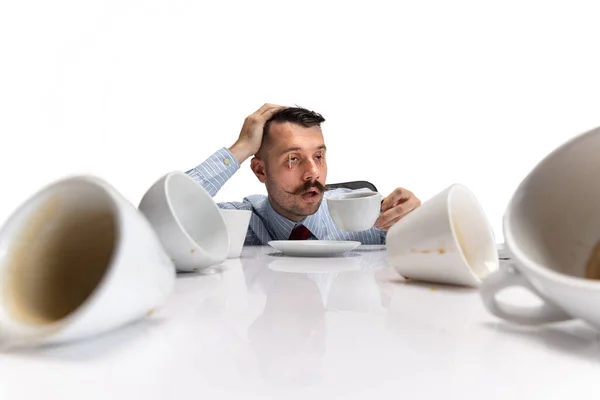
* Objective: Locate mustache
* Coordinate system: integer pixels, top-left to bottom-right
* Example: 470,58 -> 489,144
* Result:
289,180 -> 327,195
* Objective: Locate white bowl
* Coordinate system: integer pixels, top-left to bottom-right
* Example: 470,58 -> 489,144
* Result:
138,171 -> 229,271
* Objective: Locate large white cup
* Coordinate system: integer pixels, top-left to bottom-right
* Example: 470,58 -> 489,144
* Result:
0,176 -> 175,349
138,171 -> 229,272
327,191 -> 383,232
480,126 -> 600,328
386,183 -> 499,287
220,209 -> 252,259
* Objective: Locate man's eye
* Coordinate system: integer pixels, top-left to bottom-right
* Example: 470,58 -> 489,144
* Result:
287,156 -> 300,168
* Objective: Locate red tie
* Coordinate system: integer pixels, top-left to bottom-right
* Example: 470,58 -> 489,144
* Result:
289,225 -> 312,240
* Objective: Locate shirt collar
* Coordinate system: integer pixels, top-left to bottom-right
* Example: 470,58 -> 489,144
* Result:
265,196 -> 328,240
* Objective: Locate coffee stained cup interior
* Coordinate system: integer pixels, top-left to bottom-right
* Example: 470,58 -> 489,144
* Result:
585,240 -> 600,280
4,186 -> 116,326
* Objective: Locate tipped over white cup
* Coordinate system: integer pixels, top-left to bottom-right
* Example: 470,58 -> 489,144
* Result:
386,183 -> 499,288
481,125 -> 600,328
0,175 -> 175,349
138,171 -> 229,272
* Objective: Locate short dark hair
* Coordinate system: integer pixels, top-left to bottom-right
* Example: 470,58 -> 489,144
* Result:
260,107 -> 325,154
263,106 -> 325,137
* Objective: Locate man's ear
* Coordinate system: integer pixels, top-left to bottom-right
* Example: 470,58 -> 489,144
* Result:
250,156 -> 267,184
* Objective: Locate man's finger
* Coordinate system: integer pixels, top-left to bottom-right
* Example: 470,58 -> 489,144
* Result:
374,205 -> 407,228
260,105 -> 284,119
375,199 -> 420,228
380,216 -> 405,231
259,103 -> 284,115
252,103 -> 279,116
381,188 -> 412,212
380,207 -> 417,230
254,103 -> 270,114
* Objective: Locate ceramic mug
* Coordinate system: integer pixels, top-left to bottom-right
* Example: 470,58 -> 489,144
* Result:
480,126 -> 600,328
0,175 -> 175,349
327,191 -> 383,232
386,183 -> 499,287
138,171 -> 229,272
220,209 -> 252,259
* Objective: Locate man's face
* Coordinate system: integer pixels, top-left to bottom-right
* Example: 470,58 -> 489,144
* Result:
255,122 -> 328,221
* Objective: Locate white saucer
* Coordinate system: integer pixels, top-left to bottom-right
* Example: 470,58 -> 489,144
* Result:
268,240 -> 361,257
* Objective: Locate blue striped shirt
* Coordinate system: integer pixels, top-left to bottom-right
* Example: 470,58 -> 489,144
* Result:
186,147 -> 386,245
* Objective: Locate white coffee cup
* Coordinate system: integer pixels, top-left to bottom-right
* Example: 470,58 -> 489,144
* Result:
480,126 -> 600,328
386,183 -> 499,287
0,175 -> 175,349
138,171 -> 229,272
327,191 -> 383,232
220,209 -> 252,259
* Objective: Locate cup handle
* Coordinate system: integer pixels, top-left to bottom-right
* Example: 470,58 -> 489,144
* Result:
480,264 -> 572,325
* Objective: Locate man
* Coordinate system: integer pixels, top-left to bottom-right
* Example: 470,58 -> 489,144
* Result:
186,103 -> 421,244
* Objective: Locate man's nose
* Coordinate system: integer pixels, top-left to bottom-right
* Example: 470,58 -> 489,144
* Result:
303,158 -> 320,181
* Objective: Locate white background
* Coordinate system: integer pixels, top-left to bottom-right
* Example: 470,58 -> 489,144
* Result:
2,0 -> 600,242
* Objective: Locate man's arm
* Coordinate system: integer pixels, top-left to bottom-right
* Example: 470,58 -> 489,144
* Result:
186,147 -> 241,197
186,103 -> 284,197
378,228 -> 387,245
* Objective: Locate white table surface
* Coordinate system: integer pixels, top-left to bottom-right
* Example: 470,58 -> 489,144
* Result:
1,245 -> 599,400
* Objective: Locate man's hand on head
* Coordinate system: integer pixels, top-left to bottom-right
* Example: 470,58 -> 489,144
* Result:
374,188 -> 421,231
229,103 -> 284,164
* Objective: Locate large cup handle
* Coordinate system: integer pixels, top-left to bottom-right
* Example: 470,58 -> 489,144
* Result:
480,264 -> 572,325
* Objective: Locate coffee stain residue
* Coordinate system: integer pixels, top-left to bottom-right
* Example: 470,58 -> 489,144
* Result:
585,240 -> 600,280
410,248 -> 447,254
6,195 -> 115,325
190,249 -> 196,253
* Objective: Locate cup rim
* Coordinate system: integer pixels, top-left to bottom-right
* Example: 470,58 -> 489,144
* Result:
503,125 -> 600,288
446,183 -> 499,284
327,191 -> 381,201
163,171 -> 229,261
